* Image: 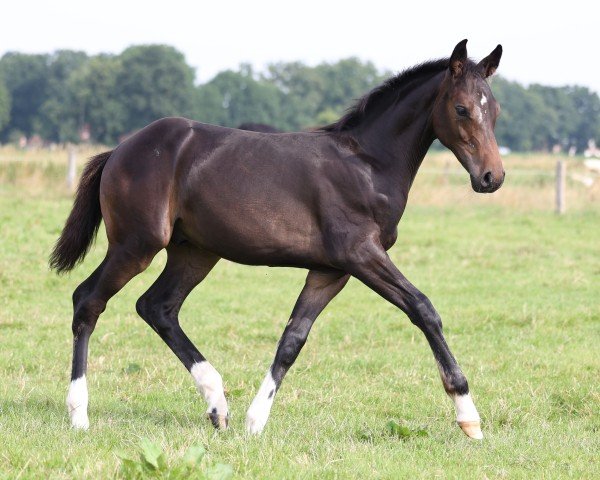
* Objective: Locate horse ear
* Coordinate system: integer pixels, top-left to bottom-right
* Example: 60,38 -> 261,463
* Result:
478,44 -> 503,78
449,39 -> 468,78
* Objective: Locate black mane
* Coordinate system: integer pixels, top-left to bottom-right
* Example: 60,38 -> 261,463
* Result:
320,58 -> 478,132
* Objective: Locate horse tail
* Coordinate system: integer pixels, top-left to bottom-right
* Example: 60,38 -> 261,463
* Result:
49,150 -> 113,274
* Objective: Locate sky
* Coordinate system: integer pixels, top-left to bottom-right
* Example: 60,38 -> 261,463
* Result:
1,0 -> 598,93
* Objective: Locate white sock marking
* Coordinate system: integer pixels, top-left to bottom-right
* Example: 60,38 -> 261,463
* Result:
190,361 -> 228,416
453,393 -> 480,423
246,370 -> 277,434
66,376 -> 89,430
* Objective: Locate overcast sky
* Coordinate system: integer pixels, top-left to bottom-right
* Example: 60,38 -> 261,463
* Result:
1,1 -> 598,93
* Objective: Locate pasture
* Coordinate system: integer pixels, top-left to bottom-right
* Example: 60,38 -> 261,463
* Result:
0,147 -> 598,478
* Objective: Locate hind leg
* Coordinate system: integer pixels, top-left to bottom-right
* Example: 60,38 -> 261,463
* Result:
135,244 -> 229,428
67,242 -> 160,429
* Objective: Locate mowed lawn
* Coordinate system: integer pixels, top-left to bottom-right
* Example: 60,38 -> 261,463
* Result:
0,184 -> 598,478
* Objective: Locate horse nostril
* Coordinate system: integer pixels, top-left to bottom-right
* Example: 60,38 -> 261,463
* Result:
482,171 -> 493,187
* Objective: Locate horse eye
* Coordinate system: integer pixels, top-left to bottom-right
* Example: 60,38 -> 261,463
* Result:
455,105 -> 469,117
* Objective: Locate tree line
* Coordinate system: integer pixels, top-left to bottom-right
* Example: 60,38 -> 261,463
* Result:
0,44 -> 598,152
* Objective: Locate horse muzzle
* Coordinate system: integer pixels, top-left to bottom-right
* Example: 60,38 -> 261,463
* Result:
470,169 -> 505,193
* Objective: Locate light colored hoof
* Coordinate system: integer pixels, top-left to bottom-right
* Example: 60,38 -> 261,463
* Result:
69,409 -> 89,430
458,420 -> 483,439
245,410 -> 268,435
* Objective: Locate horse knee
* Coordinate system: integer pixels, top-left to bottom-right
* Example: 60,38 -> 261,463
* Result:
425,309 -> 443,331
276,327 -> 309,369
409,293 -> 442,330
277,341 -> 303,369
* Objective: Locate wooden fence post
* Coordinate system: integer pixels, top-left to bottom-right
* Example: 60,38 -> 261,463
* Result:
555,160 -> 566,214
67,147 -> 77,191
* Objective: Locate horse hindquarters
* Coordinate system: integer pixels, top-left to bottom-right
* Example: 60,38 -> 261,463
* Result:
65,124 -> 189,428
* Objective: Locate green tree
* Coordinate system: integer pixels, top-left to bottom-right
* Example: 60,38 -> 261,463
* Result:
264,58 -> 385,130
196,65 -> 284,128
68,55 -> 126,144
115,45 -> 196,132
0,77 -> 10,131
315,58 -> 383,116
265,61 -> 326,129
36,50 -> 88,142
492,77 -> 559,151
0,52 -> 48,140
493,80 -> 599,152
529,85 -> 577,149
564,86 -> 600,151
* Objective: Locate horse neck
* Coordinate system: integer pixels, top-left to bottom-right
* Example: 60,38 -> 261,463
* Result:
351,72 -> 443,199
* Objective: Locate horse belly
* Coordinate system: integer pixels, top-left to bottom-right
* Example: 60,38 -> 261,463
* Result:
178,187 -> 325,267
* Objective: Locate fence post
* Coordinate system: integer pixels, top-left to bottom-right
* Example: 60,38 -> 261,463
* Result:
67,147 -> 77,191
555,160 -> 566,214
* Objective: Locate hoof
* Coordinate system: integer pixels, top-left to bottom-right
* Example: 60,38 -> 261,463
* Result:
458,420 -> 483,440
245,413 -> 266,435
68,405 -> 89,430
207,409 -> 229,430
246,418 -> 266,435
246,401 -> 272,435
70,412 -> 89,430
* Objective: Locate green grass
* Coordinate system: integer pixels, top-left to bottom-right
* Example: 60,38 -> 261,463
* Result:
0,184 -> 598,479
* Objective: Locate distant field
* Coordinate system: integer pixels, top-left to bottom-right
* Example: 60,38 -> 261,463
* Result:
1,145 -> 598,211
0,147 -> 598,478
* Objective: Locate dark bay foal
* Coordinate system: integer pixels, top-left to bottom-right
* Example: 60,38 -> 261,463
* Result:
51,40 -> 503,439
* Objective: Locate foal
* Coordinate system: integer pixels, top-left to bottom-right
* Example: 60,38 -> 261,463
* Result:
51,39 -> 503,439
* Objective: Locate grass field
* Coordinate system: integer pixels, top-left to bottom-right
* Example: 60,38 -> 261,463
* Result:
0,147 -> 598,478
